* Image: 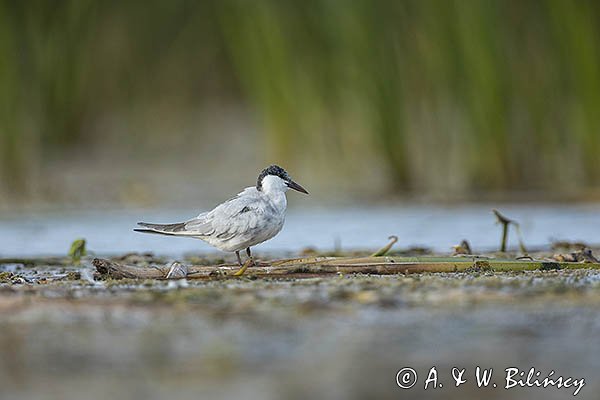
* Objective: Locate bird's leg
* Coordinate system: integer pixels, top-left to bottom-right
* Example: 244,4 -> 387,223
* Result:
232,250 -> 249,277
246,247 -> 254,265
233,247 -> 255,276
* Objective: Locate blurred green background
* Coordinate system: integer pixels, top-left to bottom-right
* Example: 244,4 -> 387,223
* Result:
1,0 -> 600,208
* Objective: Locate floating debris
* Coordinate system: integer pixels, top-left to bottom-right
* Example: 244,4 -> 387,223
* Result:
552,248 -> 599,263
166,261 -> 188,279
452,239 -> 472,255
0,271 -> 31,284
63,271 -> 82,281
550,240 -> 589,251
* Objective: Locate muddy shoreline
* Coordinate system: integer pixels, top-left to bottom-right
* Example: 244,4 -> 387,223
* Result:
1,250 -> 600,400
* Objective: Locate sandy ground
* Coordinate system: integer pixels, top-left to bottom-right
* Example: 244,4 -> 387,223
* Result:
0,253 -> 599,400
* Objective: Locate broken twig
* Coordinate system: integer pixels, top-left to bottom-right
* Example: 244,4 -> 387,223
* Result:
493,209 -> 527,253
371,236 -> 398,257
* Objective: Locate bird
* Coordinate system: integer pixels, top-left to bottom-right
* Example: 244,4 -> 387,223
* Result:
134,165 -> 309,275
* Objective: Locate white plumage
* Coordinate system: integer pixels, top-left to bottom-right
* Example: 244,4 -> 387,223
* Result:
135,165 -> 308,267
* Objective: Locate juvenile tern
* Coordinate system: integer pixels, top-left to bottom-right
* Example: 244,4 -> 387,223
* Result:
135,165 -> 308,275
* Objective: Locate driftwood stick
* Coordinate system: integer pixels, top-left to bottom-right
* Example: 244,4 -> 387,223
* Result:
92,257 -> 600,280
93,258 -> 169,279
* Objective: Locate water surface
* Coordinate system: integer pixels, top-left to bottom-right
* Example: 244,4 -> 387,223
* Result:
1,204 -> 599,257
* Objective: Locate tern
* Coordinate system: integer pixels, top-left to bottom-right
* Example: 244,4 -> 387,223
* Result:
134,165 -> 308,275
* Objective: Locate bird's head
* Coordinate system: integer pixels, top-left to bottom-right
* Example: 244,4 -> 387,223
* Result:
257,165 -> 309,195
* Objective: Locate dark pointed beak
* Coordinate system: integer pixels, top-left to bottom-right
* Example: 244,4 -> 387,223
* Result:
287,179 -> 309,194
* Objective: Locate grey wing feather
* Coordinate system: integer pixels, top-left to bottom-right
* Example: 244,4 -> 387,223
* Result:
135,218 -> 211,237
200,187 -> 263,239
135,222 -> 186,234
134,187 -> 263,238
182,212 -> 213,235
138,222 -> 184,232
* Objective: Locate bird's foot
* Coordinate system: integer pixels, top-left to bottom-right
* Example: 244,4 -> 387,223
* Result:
233,258 -> 255,276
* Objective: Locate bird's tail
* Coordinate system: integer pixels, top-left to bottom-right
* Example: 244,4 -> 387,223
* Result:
134,221 -> 187,236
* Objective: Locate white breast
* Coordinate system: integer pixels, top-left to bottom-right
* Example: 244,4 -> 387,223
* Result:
199,186 -> 288,252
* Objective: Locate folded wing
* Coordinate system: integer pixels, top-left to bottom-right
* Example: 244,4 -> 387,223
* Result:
134,187 -> 262,238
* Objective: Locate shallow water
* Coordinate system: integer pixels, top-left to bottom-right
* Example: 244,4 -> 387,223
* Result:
1,203 -> 599,257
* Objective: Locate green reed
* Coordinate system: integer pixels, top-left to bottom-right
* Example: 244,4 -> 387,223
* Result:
1,0 -> 600,198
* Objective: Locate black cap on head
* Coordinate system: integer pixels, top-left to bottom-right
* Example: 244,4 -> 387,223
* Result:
257,165 -> 289,190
